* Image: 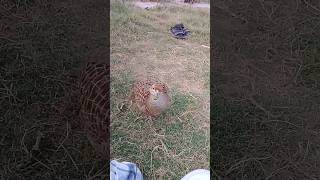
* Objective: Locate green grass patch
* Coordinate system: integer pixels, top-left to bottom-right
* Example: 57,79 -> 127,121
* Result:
111,72 -> 209,179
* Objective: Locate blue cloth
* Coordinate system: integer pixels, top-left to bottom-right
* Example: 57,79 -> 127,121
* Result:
110,160 -> 143,180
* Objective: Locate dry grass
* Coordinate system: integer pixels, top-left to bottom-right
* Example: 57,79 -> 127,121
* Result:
110,0 -> 209,179
0,0 -> 108,179
5,0 -> 319,179
212,1 -> 320,179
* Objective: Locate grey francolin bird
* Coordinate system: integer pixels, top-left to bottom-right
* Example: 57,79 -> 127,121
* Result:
79,48 -> 109,158
131,78 -> 171,119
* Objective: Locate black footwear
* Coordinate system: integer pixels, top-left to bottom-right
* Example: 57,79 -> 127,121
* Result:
170,23 -> 190,39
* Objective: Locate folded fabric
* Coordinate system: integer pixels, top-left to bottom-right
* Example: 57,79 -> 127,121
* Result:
110,160 -> 144,180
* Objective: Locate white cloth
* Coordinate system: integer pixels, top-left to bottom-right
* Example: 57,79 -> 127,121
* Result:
181,169 -> 210,180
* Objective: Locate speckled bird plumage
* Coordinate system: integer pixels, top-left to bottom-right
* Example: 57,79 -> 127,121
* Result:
131,78 -> 171,118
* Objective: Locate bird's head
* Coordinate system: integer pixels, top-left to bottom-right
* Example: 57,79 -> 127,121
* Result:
149,83 -> 167,100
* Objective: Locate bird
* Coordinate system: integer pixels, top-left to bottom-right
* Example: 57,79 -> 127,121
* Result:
79,48 -> 109,158
131,78 -> 171,119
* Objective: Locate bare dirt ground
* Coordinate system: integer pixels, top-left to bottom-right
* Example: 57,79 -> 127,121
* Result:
132,0 -> 210,9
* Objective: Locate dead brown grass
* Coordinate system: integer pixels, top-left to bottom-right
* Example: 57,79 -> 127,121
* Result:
0,0 -> 109,179
110,0 -> 209,179
212,1 -> 320,179
112,2 -> 209,95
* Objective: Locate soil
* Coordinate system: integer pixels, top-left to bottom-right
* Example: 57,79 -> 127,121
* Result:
131,0 -> 210,9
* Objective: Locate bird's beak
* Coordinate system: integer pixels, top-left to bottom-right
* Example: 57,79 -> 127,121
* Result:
155,90 -> 159,98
